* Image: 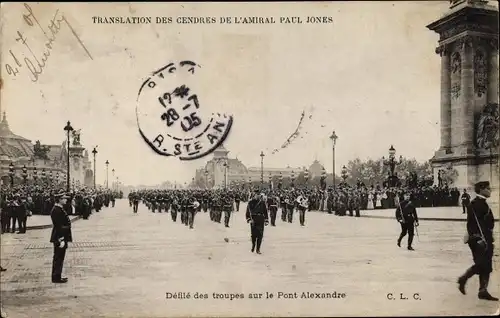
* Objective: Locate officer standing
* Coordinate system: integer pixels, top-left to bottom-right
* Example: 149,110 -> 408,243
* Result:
50,193 -> 73,283
461,189 -> 471,214
395,193 -> 419,251
457,181 -> 498,301
246,190 -> 269,254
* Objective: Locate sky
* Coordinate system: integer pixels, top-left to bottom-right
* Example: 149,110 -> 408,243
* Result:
1,1 -> 489,186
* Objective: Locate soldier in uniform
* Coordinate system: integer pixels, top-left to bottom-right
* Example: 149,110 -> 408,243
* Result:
267,191 -> 279,226
187,197 -> 199,229
457,181 -> 498,301
297,193 -> 308,226
223,193 -> 233,228
171,196 -> 179,222
132,193 -> 140,213
234,191 -> 241,212
395,193 -> 419,251
50,193 -> 73,283
278,193 -> 285,222
286,192 -> 295,223
246,190 -> 269,254
354,191 -> 361,217
461,189 -> 471,214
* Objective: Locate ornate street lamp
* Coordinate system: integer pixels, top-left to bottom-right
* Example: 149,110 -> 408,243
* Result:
382,145 -> 403,187
63,121 -> 74,192
223,161 -> 229,189
320,167 -> 327,190
330,131 -> 338,189
278,172 -> 283,189
22,165 -> 28,183
8,162 -> 15,186
33,166 -> 38,183
92,146 -> 98,189
291,170 -> 295,188
268,172 -> 272,189
41,168 -> 46,182
105,160 -> 109,188
341,165 -> 348,182
260,151 -> 265,185
304,168 -> 309,184
204,169 -> 209,189
112,168 -> 115,189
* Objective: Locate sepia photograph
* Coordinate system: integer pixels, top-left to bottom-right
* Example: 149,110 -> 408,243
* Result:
0,1 -> 499,317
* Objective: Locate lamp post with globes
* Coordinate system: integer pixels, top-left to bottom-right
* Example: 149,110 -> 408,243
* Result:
92,146 -> 98,189
329,131 -> 338,189
22,165 -> 28,184
8,162 -> 14,187
341,165 -> 348,185
291,170 -> 295,188
33,166 -> 38,184
320,167 -> 327,190
260,151 -> 265,186
381,145 -> 403,187
105,160 -> 109,188
204,170 -> 209,189
63,121 -> 74,192
112,168 -> 115,190
304,168 -> 309,186
223,161 -> 229,189
41,168 -> 46,184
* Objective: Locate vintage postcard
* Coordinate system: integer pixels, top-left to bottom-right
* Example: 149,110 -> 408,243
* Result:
0,1 -> 499,317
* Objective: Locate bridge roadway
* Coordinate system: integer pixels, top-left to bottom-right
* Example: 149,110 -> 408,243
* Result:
1,200 -> 498,317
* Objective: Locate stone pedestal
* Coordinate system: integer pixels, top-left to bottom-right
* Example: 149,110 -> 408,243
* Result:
69,145 -> 86,186
427,0 -> 499,202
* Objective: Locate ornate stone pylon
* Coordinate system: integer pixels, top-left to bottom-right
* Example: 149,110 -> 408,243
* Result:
427,0 -> 499,195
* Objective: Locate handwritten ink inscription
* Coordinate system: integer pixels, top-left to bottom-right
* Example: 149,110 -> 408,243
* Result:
136,60 -> 233,161
3,3 -> 93,83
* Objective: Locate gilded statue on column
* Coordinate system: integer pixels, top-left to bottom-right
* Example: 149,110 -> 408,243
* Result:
72,129 -> 82,146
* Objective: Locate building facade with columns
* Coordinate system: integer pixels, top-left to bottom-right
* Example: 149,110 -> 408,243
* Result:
0,111 -> 94,189
428,0 -> 499,197
195,145 -> 325,188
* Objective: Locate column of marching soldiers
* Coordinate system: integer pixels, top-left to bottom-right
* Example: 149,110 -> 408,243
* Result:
128,182 -> 465,230
127,186 -> 368,230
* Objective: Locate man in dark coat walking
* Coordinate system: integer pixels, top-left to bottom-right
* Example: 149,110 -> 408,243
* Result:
396,193 -> 419,251
457,181 -> 498,301
246,190 -> 269,254
50,192 -> 73,283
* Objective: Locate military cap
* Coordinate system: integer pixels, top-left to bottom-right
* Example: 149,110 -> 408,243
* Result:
55,191 -> 70,200
474,181 -> 490,194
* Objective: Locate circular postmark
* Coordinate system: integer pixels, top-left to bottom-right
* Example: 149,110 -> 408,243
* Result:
136,60 -> 233,160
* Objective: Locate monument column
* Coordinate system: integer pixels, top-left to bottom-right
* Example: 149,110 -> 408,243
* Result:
438,45 -> 452,152
459,36 -> 475,153
487,41 -> 499,104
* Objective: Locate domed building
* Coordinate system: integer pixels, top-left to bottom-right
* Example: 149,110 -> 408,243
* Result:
0,109 -> 93,188
195,144 -> 310,188
308,159 -> 325,179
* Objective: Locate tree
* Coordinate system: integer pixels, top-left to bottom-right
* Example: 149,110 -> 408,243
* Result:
345,157 -> 433,187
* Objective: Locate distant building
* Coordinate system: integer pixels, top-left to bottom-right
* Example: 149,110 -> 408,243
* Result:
0,110 -> 93,188
195,145 -> 325,188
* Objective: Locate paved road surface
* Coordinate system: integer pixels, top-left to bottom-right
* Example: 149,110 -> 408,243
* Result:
1,200 -> 498,317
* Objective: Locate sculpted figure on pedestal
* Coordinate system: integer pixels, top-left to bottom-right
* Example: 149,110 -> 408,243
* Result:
476,103 -> 499,150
